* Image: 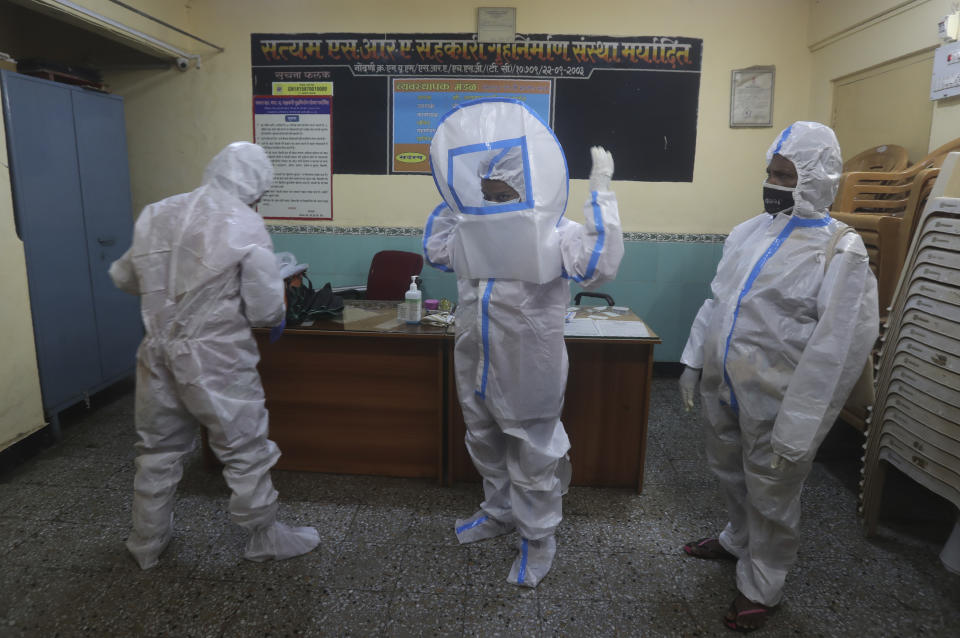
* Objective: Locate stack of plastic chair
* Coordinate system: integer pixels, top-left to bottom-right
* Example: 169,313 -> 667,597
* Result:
860,154 -> 960,573
832,155 -> 950,431
842,144 -> 909,174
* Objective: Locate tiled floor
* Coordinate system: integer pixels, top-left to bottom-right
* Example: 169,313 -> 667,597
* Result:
0,376 -> 958,637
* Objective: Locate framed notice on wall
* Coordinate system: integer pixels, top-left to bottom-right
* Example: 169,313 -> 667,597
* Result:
730,66 -> 774,128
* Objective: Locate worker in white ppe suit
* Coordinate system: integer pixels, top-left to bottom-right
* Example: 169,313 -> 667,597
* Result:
678,122 -> 878,630
109,142 -> 320,570
423,98 -> 623,587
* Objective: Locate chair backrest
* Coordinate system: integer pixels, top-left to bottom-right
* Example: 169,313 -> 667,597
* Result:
843,144 -> 909,173
365,250 -> 424,300
832,162 -> 934,215
917,136 -> 960,169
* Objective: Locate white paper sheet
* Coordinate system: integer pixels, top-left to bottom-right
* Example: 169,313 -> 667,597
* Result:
563,318 -> 602,337
597,320 -> 651,338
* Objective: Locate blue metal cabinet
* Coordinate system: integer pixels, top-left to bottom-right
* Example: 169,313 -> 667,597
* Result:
72,89 -> 143,382
1,70 -> 141,431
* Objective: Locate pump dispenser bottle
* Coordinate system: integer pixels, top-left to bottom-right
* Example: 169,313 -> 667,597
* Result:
405,275 -> 422,324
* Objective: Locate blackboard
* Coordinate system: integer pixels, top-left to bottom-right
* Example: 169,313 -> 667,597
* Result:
252,33 -> 702,182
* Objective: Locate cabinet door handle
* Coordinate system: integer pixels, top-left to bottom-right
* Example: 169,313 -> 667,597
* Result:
97,237 -> 115,246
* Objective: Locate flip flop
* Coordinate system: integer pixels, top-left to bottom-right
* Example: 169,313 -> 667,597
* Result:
723,596 -> 770,632
683,537 -> 736,560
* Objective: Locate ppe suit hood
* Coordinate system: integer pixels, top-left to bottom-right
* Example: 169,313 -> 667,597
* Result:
202,142 -> 274,205
765,121 -> 841,218
479,145 -> 526,199
429,98 -> 569,283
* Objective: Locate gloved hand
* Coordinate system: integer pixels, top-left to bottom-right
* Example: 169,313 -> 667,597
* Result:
269,318 -> 286,343
678,366 -> 701,412
588,146 -> 614,192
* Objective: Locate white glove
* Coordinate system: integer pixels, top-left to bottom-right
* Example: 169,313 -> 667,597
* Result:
588,146 -> 614,192
678,366 -> 701,412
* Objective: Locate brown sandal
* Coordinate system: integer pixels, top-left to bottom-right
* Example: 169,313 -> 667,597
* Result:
723,593 -> 770,632
682,537 -> 736,560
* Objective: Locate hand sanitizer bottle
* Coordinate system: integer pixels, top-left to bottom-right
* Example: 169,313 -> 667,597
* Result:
405,275 -> 422,324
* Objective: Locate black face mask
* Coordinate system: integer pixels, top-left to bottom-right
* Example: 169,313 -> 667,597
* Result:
763,182 -> 795,215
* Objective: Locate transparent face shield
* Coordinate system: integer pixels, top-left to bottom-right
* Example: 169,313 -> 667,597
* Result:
447,140 -> 531,213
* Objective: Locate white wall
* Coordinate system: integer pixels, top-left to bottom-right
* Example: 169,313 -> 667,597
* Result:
809,0 -> 959,154
103,0 -> 813,235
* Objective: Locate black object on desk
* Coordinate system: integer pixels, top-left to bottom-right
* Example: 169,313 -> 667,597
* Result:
574,291 -> 615,306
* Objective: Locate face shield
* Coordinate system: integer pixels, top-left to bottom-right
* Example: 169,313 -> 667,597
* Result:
429,98 -> 568,284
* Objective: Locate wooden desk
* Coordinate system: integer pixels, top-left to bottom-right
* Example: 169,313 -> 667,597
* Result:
447,310 -> 660,493
253,301 -> 448,481
243,302 -> 659,492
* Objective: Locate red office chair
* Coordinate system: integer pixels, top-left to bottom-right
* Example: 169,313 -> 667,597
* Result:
364,250 -> 424,300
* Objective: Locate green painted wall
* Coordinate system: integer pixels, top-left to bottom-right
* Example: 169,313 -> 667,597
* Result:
270,232 -> 722,362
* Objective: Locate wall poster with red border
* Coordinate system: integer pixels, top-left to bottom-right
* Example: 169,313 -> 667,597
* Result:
254,90 -> 333,220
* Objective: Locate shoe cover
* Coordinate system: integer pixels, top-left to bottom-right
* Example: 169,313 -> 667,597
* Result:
243,521 -> 320,562
126,512 -> 174,570
454,510 -> 515,544
507,535 -> 556,588
940,519 -> 960,575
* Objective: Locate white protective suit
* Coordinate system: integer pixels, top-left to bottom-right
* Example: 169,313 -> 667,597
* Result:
109,142 -> 319,569
680,122 -> 879,606
423,99 -> 623,587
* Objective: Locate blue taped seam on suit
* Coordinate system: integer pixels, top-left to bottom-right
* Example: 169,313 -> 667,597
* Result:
584,191 -> 606,280
567,191 -> 606,283
518,538 -> 528,584
456,515 -> 488,534
721,214 -> 831,410
423,202 -> 454,272
773,124 -> 793,155
475,278 -> 495,398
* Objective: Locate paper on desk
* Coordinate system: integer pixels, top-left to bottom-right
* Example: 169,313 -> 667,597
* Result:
300,320 -> 314,327
597,319 -> 651,338
564,318 -> 601,337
